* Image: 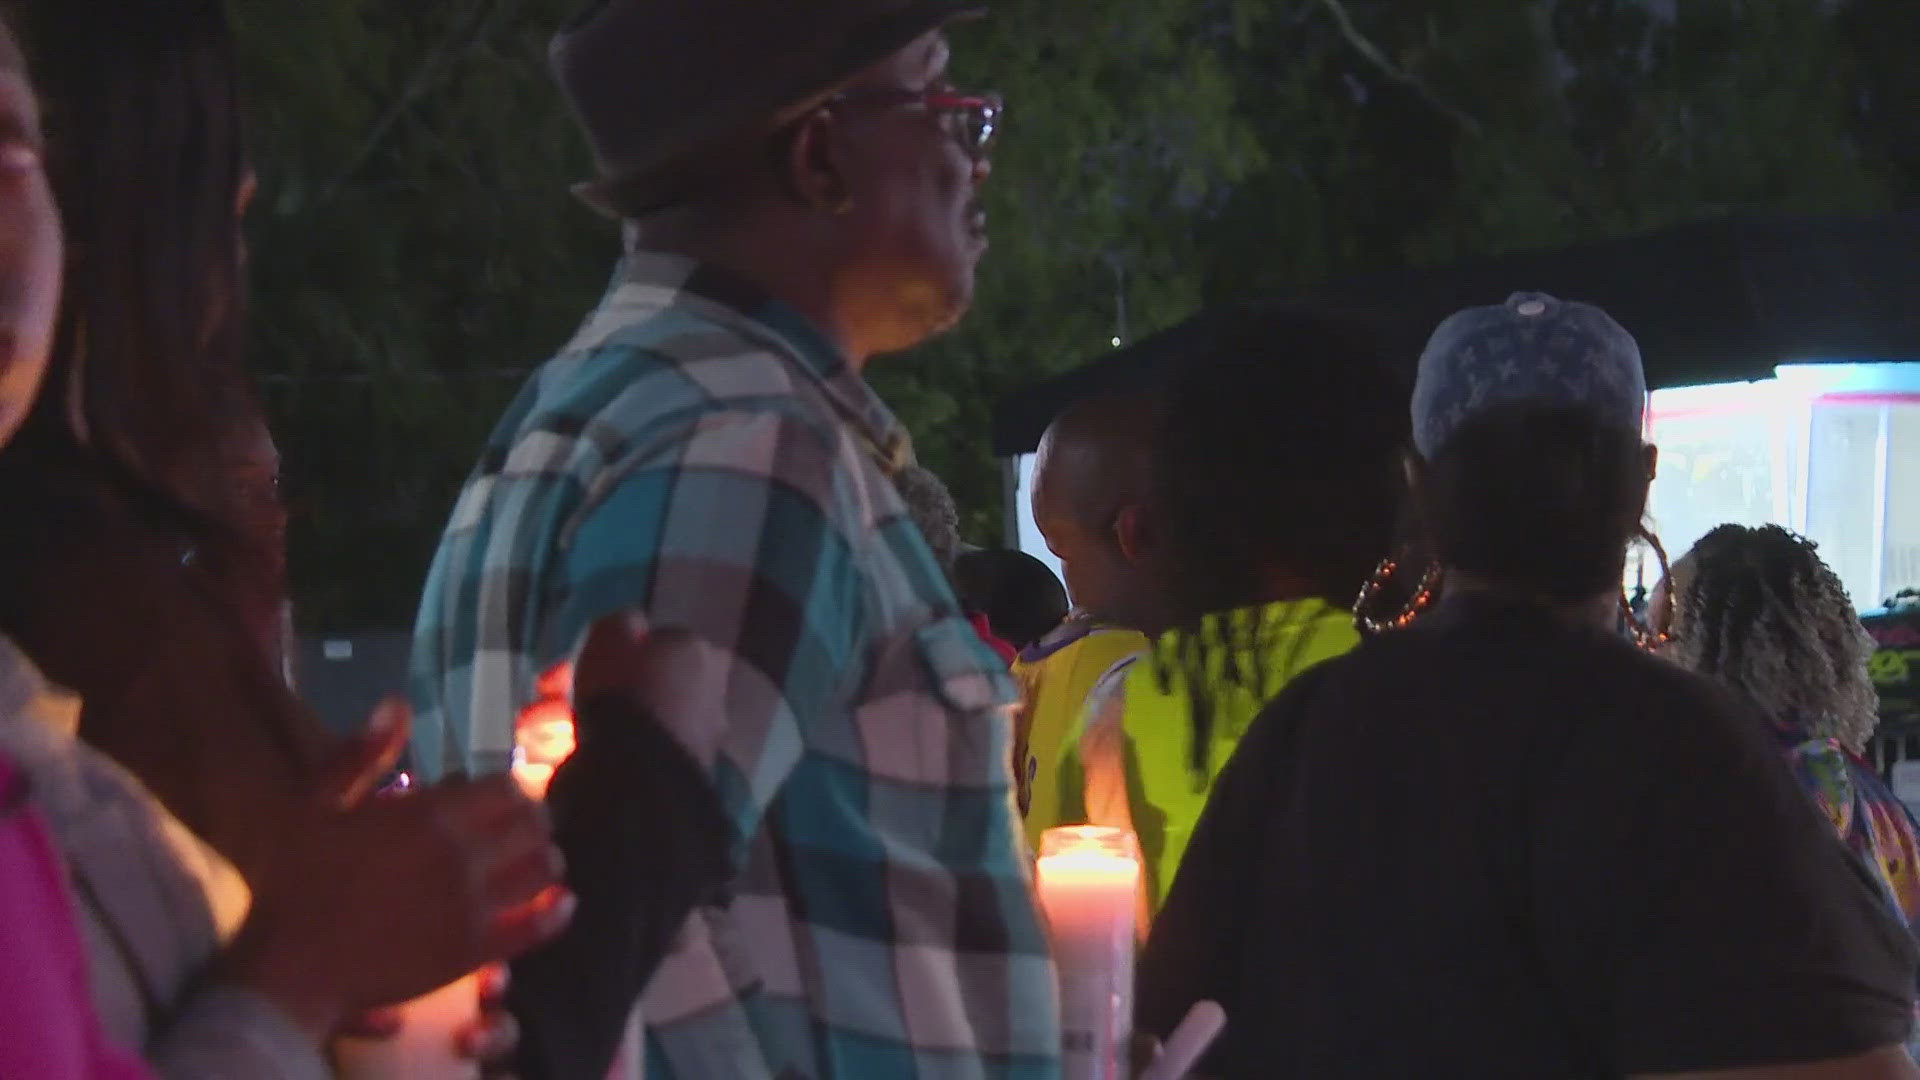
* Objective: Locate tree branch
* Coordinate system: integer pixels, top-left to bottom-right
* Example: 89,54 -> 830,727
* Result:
1313,0 -> 1484,137
316,0 -> 507,206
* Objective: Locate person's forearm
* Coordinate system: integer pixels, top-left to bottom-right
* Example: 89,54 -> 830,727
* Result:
508,689 -> 734,1080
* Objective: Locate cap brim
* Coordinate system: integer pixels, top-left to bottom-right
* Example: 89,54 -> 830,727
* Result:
573,2 -> 989,219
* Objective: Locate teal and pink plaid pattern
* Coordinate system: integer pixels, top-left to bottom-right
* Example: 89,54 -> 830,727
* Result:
410,253 -> 1060,1078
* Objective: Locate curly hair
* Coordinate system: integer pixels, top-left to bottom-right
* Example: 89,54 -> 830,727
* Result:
1666,524 -> 1881,753
895,464 -> 962,578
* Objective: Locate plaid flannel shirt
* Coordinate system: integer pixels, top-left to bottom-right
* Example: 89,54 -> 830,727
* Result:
410,253 -> 1060,1079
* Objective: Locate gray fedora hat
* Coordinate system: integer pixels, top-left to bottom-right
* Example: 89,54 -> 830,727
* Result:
552,0 -> 987,218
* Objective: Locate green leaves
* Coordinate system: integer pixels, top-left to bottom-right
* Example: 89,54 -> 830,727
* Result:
882,0 -> 1262,542
234,0 -> 613,629
235,0 -> 1914,630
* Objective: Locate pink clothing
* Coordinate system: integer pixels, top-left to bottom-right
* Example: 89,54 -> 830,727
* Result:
0,754 -> 153,1079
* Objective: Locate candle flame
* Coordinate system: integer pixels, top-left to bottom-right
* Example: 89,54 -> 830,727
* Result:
512,661 -> 578,800
1034,826 -> 1144,886
1036,849 -> 1142,886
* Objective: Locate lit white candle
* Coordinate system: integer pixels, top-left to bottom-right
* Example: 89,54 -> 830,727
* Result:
1036,826 -> 1141,1080
333,970 -> 482,1080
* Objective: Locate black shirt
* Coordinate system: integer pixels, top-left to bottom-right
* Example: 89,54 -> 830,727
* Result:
1138,593 -> 1918,1078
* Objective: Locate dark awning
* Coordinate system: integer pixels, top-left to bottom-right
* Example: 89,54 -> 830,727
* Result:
991,214 -> 1920,456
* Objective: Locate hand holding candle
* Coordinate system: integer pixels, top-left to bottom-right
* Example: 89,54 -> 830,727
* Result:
222,700 -> 574,1064
333,971 -> 483,1080
1036,826 -> 1142,1080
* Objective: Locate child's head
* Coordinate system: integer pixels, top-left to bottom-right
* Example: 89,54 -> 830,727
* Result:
954,548 -> 1069,652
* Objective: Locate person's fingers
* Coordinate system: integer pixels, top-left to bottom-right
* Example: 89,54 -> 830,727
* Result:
1129,1033 -> 1165,1077
479,836 -> 566,914
457,1007 -> 521,1063
477,962 -> 509,1004
316,698 -> 411,809
430,787 -> 560,908
480,886 -> 577,961
435,774 -> 549,835
1142,1000 -> 1227,1080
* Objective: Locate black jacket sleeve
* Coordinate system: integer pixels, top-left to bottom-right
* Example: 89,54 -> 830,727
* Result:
1136,665 -> 1326,1074
507,690 -> 733,1080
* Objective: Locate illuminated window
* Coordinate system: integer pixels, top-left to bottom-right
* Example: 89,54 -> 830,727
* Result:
1644,380 -> 1791,589
1647,365 -> 1920,611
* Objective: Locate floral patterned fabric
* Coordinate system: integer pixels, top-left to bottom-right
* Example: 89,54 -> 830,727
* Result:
1777,717 -> 1920,1049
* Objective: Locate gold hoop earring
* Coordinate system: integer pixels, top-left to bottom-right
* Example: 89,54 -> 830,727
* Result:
1354,556 -> 1441,634
1622,525 -> 1676,650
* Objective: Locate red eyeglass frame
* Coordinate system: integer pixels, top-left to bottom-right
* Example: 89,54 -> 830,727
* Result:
826,86 -> 1004,158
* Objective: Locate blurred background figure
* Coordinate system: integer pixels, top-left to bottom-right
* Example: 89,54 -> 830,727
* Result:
1010,381 -> 1164,831
1046,305 -> 1406,916
0,3 -> 566,1073
1660,525 -> 1920,982
897,464 -> 1020,663
0,0 -> 322,879
955,547 -> 1069,653
0,10 -> 151,1075
895,463 -> 965,577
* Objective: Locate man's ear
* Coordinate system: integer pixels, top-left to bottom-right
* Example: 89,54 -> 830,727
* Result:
1114,503 -> 1154,566
1643,443 -> 1659,482
781,108 -> 852,215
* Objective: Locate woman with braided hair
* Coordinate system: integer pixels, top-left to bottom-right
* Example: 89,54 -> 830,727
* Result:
1051,302 -> 1407,918
1659,524 -> 1920,954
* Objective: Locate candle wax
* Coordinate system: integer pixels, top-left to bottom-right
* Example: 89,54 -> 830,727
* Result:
333,970 -> 481,1080
1036,831 -> 1141,1080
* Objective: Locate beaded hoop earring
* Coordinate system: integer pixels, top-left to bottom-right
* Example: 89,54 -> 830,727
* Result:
1622,525 -> 1677,650
1353,556 -> 1441,634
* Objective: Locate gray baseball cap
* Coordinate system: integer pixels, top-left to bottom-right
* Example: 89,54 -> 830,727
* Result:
1411,292 -> 1647,458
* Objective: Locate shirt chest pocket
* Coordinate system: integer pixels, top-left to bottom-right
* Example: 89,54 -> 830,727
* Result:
850,617 -> 1018,789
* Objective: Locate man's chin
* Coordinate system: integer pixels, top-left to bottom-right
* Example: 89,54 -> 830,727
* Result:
923,285 -> 975,343
897,277 -> 975,348
861,259 -> 981,360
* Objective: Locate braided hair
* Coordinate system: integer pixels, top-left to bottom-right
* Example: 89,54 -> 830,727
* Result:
1666,524 -> 1881,753
1151,304 -> 1410,778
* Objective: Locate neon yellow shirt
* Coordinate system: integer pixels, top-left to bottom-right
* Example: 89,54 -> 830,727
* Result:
1013,618 -> 1150,850
1054,598 -> 1360,914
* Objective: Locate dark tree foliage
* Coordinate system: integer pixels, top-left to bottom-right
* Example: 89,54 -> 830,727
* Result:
229,0 -> 1917,630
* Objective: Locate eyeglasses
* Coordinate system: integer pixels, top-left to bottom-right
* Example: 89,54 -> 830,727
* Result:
828,86 -> 1004,160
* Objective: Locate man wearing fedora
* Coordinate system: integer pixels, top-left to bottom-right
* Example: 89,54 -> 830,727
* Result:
410,1 -> 1060,1077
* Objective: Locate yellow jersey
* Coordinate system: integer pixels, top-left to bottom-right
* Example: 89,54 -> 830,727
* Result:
1054,598 -> 1360,913
1011,617 -> 1149,850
